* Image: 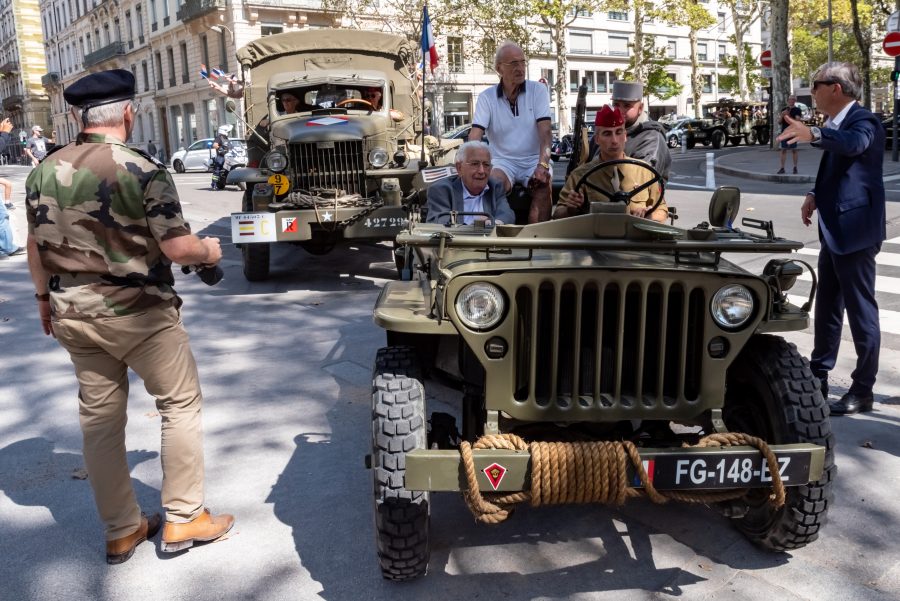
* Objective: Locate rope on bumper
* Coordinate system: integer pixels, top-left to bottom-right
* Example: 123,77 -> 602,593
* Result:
459,432 -> 786,524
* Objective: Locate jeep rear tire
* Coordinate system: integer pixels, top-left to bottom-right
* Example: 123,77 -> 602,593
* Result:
372,346 -> 430,581
723,335 -> 835,551
241,191 -> 270,281
711,129 -> 726,149
745,130 -> 758,145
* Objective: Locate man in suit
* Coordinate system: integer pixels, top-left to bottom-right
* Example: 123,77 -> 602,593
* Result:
555,105 -> 668,222
778,62 -> 885,415
426,140 -> 514,226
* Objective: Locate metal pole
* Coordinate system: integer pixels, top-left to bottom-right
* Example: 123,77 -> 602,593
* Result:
893,55 -> 899,162
827,0 -> 834,63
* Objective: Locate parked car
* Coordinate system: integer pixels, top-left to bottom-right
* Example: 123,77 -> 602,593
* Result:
170,138 -> 246,173
665,118 -> 700,148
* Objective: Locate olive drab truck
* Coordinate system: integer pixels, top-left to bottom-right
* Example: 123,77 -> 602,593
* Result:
228,29 -> 456,281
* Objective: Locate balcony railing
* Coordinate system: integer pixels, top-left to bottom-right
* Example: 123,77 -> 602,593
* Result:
0,61 -> 18,75
41,72 -> 61,88
83,41 -> 126,69
176,0 -> 226,22
244,0 -> 326,8
2,95 -> 24,111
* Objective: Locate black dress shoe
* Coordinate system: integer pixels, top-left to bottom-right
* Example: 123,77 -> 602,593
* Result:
829,392 -> 874,416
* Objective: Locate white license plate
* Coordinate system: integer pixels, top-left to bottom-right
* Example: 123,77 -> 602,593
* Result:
231,213 -> 278,243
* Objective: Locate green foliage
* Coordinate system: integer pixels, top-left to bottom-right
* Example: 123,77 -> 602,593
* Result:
618,36 -> 684,100
718,43 -> 768,96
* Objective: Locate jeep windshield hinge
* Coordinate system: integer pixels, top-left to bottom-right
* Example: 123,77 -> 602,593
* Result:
741,217 -> 775,241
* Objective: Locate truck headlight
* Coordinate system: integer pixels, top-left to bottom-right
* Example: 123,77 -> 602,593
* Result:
711,284 -> 754,329
455,283 -> 506,331
368,147 -> 389,168
266,151 -> 287,172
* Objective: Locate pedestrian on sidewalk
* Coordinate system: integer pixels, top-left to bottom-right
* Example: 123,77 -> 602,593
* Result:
24,125 -> 50,167
778,61 -> 885,416
778,95 -> 802,174
0,119 -> 24,258
24,69 -> 234,564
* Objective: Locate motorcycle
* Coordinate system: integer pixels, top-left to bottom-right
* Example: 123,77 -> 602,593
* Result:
207,144 -> 248,190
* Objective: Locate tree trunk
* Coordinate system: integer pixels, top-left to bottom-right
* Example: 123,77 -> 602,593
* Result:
770,0 -> 790,149
633,2 -> 645,81
731,9 -> 747,101
553,24 -> 570,134
690,29 -> 702,117
849,0 -> 871,109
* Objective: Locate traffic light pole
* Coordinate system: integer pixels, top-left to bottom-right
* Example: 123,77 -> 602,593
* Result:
893,55 -> 899,162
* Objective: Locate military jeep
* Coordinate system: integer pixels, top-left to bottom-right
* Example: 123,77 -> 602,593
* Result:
368,173 -> 833,581
228,29 -> 455,281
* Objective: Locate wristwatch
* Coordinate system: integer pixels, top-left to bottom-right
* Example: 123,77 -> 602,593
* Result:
809,126 -> 822,143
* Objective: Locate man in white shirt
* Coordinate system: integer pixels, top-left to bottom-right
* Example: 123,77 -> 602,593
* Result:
426,141 -> 514,226
469,42 -> 553,223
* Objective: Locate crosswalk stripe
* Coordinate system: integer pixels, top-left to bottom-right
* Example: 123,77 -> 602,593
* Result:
788,294 -> 900,336
795,246 -> 900,268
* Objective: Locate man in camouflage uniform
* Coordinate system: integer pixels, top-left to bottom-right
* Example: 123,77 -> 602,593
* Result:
25,69 -> 234,564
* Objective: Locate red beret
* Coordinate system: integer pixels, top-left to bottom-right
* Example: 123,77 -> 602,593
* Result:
595,105 -> 624,128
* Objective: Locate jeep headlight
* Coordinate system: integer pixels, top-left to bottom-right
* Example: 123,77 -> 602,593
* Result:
368,147 -> 389,169
266,151 -> 287,172
711,284 -> 754,329
455,283 -> 506,331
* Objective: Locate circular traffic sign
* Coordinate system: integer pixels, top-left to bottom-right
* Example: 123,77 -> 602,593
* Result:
884,31 -> 900,57
760,49 -> 772,68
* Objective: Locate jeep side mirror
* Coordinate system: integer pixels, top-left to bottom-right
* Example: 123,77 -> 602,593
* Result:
708,186 -> 740,228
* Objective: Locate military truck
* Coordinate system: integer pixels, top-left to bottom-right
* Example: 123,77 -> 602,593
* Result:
368,161 -> 833,580
675,100 -> 769,149
228,29 -> 455,281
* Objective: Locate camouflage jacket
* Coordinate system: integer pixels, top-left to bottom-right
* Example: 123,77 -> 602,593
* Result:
25,132 -> 192,318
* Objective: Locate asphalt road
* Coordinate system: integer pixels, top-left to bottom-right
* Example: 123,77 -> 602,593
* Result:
0,167 -> 898,601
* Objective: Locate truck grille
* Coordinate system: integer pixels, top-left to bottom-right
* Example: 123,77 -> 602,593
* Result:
512,279 -> 705,412
289,141 -> 366,195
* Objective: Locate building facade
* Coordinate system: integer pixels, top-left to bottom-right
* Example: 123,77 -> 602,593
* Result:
1,0 -> 50,157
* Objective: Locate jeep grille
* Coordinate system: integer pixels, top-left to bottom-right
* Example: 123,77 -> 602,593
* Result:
289,141 -> 366,195
512,279 -> 705,411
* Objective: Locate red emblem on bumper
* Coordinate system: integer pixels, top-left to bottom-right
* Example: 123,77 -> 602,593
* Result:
483,462 -> 508,491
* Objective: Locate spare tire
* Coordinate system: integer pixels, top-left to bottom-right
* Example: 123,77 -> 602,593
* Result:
725,117 -> 740,136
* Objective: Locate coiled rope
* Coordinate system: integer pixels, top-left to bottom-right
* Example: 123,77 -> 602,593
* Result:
459,432 -> 786,524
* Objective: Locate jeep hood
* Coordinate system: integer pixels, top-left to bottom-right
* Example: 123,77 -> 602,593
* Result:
270,114 -> 391,143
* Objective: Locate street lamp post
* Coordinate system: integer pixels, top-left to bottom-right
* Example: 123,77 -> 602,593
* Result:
817,0 -> 834,63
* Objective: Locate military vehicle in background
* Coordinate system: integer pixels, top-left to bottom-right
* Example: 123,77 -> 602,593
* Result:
228,29 -> 457,281
674,100 -> 770,149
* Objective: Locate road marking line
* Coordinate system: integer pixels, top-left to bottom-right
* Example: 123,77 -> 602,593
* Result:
797,270 -> 900,294
795,246 -> 900,268
667,182 -> 713,189
788,294 -> 900,336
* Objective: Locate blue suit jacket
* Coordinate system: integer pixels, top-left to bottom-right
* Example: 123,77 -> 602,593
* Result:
425,175 -> 515,225
813,103 -> 886,255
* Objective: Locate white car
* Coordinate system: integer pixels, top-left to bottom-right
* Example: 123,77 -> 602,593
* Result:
170,138 -> 246,173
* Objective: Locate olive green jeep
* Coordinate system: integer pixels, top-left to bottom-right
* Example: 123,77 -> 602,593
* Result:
228,29 -> 456,281
368,167 -> 833,581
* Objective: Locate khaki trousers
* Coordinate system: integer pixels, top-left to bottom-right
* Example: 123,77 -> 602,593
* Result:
53,304 -> 205,540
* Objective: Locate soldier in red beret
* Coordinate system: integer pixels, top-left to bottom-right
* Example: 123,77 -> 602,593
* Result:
554,105 -> 668,222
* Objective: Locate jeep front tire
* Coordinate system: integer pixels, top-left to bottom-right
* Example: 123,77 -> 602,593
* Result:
372,346 -> 430,580
241,190 -> 270,281
723,335 -> 835,551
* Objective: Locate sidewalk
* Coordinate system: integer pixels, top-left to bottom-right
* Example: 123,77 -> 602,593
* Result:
715,145 -> 900,183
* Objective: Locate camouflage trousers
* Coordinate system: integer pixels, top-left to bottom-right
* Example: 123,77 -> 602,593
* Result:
53,304 -> 206,540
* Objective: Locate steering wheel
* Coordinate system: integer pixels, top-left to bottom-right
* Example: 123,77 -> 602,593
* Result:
573,158 -> 665,216
336,98 -> 376,110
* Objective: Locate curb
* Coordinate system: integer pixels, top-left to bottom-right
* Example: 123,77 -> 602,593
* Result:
714,160 -> 816,183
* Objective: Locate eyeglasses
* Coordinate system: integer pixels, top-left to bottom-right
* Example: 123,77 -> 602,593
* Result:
812,79 -> 838,90
464,161 -> 492,170
499,60 -> 527,68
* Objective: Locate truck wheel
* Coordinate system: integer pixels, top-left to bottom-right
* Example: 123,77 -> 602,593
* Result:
372,346 -> 430,581
723,334 -> 835,551
757,129 -> 770,145
729,136 -> 743,146
745,130 -> 757,145
241,191 -> 270,281
711,130 -> 726,149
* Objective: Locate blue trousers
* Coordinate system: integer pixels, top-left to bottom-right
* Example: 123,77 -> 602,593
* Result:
0,200 -> 16,255
810,243 -> 880,394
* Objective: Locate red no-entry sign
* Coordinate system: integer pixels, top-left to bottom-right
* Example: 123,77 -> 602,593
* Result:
884,31 -> 900,57
760,50 -> 772,68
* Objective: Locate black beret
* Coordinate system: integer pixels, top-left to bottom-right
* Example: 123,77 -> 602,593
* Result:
64,69 -> 136,109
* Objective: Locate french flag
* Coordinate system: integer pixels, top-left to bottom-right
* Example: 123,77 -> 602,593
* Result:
199,64 -> 209,79
421,5 -> 438,74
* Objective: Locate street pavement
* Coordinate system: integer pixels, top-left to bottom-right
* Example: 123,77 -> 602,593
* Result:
0,165 -> 898,601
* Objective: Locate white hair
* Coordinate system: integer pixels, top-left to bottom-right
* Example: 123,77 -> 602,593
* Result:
456,140 -> 491,164
494,41 -> 523,70
74,99 -> 132,128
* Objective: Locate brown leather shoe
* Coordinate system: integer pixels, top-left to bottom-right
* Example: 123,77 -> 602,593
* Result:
106,513 -> 162,565
161,508 -> 234,553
